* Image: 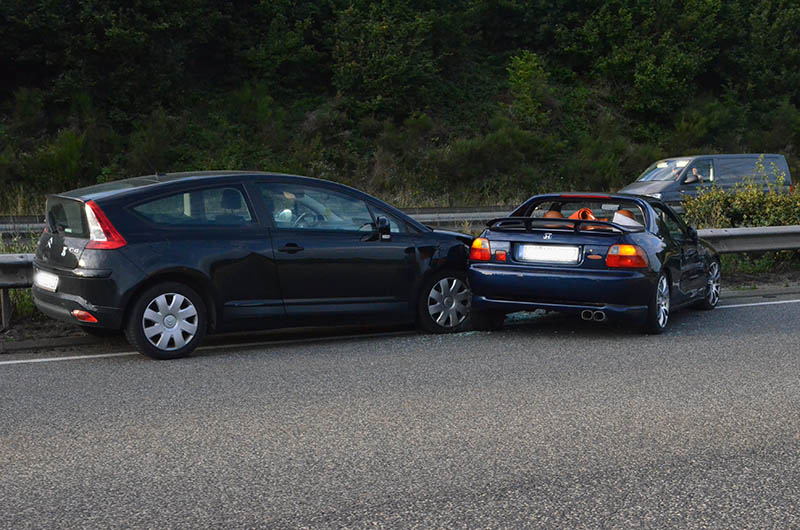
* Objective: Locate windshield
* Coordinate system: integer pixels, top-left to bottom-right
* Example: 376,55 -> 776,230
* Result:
636,159 -> 690,182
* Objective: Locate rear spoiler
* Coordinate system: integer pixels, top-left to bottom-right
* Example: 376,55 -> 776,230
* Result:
485,216 -> 645,234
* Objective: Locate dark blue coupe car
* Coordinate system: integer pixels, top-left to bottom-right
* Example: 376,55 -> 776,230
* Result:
468,193 -> 720,333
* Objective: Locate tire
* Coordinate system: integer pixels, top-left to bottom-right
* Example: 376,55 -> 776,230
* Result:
124,282 -> 207,360
693,259 -> 721,310
644,272 -> 670,334
470,310 -> 505,331
418,270 -> 471,333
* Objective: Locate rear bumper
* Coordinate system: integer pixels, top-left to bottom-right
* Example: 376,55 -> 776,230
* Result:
472,295 -> 648,321
469,263 -> 654,321
33,286 -> 124,329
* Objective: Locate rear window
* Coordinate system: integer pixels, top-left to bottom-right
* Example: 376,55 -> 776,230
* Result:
46,197 -> 88,238
524,198 -> 646,228
132,186 -> 255,226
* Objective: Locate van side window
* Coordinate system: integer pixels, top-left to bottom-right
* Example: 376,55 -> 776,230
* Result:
684,159 -> 713,183
133,187 -> 254,226
715,157 -> 758,182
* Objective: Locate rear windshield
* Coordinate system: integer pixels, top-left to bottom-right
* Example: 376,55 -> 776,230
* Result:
525,198 -> 646,228
636,159 -> 690,182
45,197 -> 88,238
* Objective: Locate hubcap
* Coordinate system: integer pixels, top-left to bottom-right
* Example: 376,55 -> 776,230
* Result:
656,275 -> 670,328
428,278 -> 470,328
706,262 -> 721,306
142,293 -> 198,351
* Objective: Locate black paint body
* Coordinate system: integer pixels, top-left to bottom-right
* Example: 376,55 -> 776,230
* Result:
33,172 -> 471,333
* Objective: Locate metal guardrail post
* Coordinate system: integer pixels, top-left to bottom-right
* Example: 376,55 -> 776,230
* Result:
1,287 -> 11,330
0,253 -> 34,330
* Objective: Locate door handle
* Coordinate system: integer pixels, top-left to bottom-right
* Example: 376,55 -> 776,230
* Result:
278,243 -> 304,253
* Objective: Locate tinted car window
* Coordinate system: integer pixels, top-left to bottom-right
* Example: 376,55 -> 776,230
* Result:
368,205 -> 409,233
684,159 -> 713,183
652,204 -> 685,243
46,197 -> 88,237
133,186 -> 254,226
258,183 -> 374,231
715,157 -> 759,182
527,199 -> 646,227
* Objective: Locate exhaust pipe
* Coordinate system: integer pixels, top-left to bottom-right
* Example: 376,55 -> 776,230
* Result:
580,310 -> 607,322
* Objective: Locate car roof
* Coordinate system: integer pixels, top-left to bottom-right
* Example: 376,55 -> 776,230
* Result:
54,171 -> 432,233
656,153 -> 785,163
56,171 -> 308,202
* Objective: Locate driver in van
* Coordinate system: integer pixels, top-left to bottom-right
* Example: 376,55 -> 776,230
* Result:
688,167 -> 704,184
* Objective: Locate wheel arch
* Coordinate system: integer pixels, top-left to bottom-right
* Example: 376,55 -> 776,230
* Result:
121,269 -> 219,332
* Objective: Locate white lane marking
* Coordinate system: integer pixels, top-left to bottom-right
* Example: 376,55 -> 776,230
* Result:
0,329 -> 415,366
717,298 -> 800,309
0,352 -> 137,365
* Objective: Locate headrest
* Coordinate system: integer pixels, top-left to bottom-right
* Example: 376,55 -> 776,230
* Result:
221,189 -> 242,210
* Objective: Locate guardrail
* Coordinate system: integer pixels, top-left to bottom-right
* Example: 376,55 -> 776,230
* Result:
697,226 -> 800,253
3,224 -> 800,329
0,253 -> 33,329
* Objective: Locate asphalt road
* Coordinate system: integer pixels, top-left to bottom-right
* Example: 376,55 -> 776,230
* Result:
2,290 -> 800,529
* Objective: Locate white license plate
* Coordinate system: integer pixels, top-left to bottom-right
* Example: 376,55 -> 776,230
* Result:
34,270 -> 59,292
518,244 -> 580,263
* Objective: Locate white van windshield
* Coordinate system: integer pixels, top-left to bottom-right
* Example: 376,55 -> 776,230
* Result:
636,159 -> 690,182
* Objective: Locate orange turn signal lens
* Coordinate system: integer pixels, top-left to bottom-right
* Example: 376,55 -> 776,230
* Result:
606,244 -> 648,268
72,310 -> 98,323
470,238 -> 491,261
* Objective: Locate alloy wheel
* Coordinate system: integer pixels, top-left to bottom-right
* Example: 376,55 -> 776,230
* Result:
706,261 -> 721,307
656,275 -> 670,329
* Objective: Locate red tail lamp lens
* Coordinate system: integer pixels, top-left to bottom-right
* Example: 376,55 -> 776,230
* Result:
470,238 -> 491,261
72,310 -> 98,323
85,200 -> 127,250
606,244 -> 648,268
495,250 -> 507,261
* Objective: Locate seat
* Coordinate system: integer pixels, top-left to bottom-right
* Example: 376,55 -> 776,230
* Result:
215,189 -> 246,224
542,209 -> 565,228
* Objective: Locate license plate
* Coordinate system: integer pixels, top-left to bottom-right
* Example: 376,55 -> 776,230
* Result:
518,244 -> 580,264
34,270 -> 59,292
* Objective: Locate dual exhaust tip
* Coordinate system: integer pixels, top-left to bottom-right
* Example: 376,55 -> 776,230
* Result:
581,310 -> 606,322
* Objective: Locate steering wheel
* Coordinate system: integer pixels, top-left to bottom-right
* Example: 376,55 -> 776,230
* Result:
292,212 -> 311,227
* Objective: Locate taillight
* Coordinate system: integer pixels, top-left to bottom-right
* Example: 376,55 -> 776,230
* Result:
72,310 -> 98,323
470,238 -> 491,261
606,244 -> 648,268
84,200 -> 126,250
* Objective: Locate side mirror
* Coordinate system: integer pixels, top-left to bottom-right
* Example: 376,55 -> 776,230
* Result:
376,216 -> 391,240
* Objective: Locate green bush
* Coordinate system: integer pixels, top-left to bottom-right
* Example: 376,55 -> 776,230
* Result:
683,180 -> 800,229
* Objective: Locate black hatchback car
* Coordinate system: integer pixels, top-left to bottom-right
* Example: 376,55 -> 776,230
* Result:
468,193 -> 720,333
33,172 -> 473,359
